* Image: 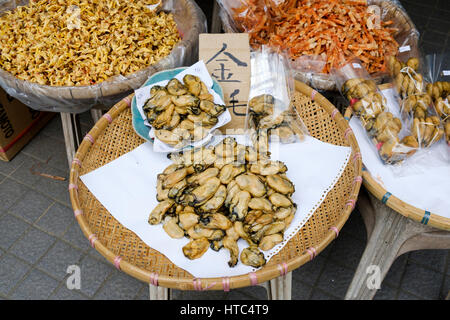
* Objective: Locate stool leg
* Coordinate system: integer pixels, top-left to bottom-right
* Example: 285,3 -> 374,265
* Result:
268,272 -> 292,300
345,192 -> 431,300
149,284 -> 169,300
60,112 -> 82,167
90,109 -> 103,123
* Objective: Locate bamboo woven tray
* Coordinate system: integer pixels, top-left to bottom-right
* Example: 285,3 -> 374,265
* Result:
69,80 -> 362,290
344,84 -> 450,231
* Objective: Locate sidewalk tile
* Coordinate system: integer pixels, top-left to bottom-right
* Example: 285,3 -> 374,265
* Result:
36,240 -> 84,280
9,189 -> 53,223
0,213 -> 30,250
10,268 -> 59,300
78,255 -> 114,297
36,202 -> 74,236
0,178 -> 30,212
400,262 -> 444,299
9,227 -> 56,264
0,254 -> 31,296
93,271 -> 143,300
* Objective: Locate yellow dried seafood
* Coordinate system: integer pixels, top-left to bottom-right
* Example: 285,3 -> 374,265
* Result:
0,0 -> 179,86
148,138 -> 297,267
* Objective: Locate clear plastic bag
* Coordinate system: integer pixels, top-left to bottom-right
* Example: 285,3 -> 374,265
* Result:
245,46 -> 309,155
386,54 -> 445,149
425,53 -> 450,148
333,59 -> 418,164
0,0 -> 206,113
217,0 -> 420,91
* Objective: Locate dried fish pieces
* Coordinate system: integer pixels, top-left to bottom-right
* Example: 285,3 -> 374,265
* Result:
183,238 -> 210,260
149,137 -> 298,268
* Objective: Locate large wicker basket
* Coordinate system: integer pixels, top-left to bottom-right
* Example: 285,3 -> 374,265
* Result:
0,0 -> 206,113
219,0 -> 419,91
69,80 -> 363,290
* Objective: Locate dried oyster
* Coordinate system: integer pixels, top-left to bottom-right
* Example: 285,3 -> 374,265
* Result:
241,246 -> 266,268
182,238 -> 209,260
148,199 -> 175,225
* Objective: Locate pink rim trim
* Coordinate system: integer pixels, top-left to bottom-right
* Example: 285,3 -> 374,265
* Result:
353,176 -> 363,184
68,183 -> 78,190
306,247 -> 317,261
222,277 -> 230,292
352,152 -> 361,163
74,209 -> 83,217
278,262 -> 288,276
103,114 -> 113,123
344,128 -> 353,139
124,97 -> 132,107
346,198 -> 356,209
193,278 -> 216,291
249,272 -> 258,286
84,134 -> 94,144
113,256 -> 122,270
149,272 -> 159,286
72,158 -> 82,167
88,234 -> 97,248
329,226 -> 339,238
331,109 -> 338,119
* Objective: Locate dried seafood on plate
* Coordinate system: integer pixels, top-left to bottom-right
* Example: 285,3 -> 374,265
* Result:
143,74 -> 226,148
148,137 -> 298,268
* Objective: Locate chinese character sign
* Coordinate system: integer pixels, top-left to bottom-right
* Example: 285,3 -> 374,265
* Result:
199,34 -> 251,130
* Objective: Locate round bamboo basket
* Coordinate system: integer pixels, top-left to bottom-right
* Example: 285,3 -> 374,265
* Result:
220,0 -> 419,91
69,80 -> 363,290
343,90 -> 450,231
0,0 -> 205,113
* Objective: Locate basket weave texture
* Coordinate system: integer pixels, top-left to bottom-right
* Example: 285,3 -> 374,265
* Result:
69,81 -> 362,290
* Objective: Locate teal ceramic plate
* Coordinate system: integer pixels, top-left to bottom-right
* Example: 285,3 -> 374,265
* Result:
131,67 -> 224,144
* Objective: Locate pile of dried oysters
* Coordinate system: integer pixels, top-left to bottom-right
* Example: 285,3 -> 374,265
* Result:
148,137 -> 297,268
143,74 -> 226,148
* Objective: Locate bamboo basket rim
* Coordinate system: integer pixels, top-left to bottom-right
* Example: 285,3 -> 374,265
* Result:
69,80 -> 363,290
343,84 -> 450,231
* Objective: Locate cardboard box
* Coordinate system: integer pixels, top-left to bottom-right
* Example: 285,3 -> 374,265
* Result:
0,88 -> 54,161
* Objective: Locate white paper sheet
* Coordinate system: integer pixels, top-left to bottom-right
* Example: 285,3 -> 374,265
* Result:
80,136 -> 351,278
134,61 -> 231,153
350,87 -> 450,219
